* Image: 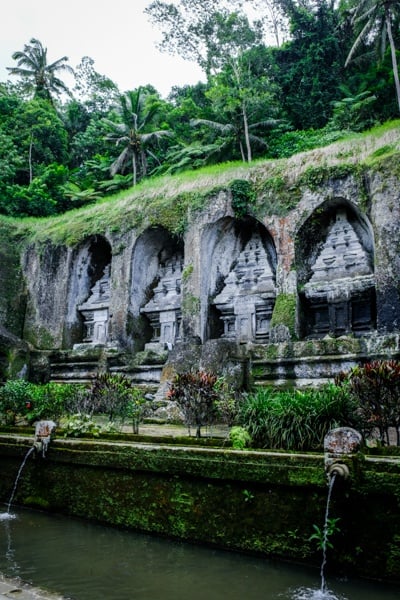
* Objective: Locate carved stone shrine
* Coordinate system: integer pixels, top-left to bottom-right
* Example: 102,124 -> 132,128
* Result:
77,265 -> 111,345
140,254 -> 183,351
304,210 -> 375,337
213,234 -> 276,343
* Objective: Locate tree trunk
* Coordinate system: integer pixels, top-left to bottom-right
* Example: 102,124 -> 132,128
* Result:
386,9 -> 400,114
29,132 -> 34,184
132,152 -> 137,186
242,103 -> 252,163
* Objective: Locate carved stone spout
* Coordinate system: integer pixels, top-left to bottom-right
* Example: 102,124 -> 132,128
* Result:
34,420 -> 56,458
323,426 -> 363,481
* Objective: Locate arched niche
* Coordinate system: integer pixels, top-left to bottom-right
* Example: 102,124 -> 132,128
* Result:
66,235 -> 112,347
202,216 -> 277,343
296,200 -> 376,338
129,227 -> 184,352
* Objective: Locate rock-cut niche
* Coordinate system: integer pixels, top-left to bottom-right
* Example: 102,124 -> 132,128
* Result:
67,236 -> 112,347
297,205 -> 376,338
205,217 -> 277,343
130,228 -> 183,352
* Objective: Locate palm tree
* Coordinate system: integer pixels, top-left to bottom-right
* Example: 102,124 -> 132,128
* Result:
7,38 -> 73,103
103,88 -> 172,186
345,0 -> 400,113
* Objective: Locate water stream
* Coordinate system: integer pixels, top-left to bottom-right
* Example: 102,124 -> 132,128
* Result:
5,446 -> 35,515
0,506 -> 398,600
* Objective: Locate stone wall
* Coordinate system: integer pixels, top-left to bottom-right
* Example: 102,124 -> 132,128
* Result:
0,434 -> 400,582
0,157 -> 399,386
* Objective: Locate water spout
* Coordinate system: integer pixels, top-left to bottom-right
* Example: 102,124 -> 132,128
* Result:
323,427 -> 362,481
327,462 -> 349,480
34,420 -> 56,458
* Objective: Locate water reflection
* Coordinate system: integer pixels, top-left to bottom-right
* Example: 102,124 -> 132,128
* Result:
0,506 -> 398,600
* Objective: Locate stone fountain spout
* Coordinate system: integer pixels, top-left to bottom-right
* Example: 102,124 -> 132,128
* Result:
323,426 -> 363,482
34,420 -> 56,458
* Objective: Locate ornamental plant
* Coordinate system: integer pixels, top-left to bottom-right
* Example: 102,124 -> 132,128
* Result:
89,373 -> 135,422
0,379 -> 34,425
167,370 -> 218,437
239,384 -> 358,451
337,360 -> 400,445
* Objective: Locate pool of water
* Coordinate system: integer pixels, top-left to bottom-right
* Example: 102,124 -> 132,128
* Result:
0,506 -> 398,600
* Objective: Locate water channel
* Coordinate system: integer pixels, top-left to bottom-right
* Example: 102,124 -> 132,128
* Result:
0,506 -> 399,600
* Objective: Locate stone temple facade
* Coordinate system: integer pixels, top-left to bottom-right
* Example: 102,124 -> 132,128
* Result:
1,156 -> 399,396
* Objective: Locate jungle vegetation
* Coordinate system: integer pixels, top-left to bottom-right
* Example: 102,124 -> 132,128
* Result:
0,0 -> 399,218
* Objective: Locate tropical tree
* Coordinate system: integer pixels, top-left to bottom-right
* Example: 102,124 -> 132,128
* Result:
73,56 -> 119,114
7,38 -> 73,103
103,88 -> 172,185
344,0 -> 400,114
193,48 -> 280,162
270,0 -> 346,129
145,2 -> 259,77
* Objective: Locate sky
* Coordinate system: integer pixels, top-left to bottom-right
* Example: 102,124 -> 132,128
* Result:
0,0 -> 205,98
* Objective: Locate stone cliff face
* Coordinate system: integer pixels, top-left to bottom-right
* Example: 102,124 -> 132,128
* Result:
1,138 -> 399,390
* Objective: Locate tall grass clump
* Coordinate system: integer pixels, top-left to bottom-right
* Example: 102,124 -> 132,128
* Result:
239,384 -> 359,451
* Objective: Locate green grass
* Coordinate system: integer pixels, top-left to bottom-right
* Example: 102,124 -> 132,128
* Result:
6,119 -> 400,248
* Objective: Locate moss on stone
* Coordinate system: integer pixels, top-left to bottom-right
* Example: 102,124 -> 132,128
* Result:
270,294 -> 297,339
182,294 -> 200,316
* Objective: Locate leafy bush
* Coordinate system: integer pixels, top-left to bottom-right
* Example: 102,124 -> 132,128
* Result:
26,382 -> 81,423
167,371 -> 218,437
62,413 -> 101,438
239,384 -> 359,451
337,360 -> 400,445
125,388 -> 147,434
89,373 -> 135,422
214,377 -> 242,426
0,379 -> 35,425
229,426 -> 251,450
266,128 -> 346,159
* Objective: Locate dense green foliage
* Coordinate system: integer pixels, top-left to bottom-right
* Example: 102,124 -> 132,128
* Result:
0,0 -> 399,217
0,380 -> 84,425
239,384 -> 360,451
0,373 -> 147,434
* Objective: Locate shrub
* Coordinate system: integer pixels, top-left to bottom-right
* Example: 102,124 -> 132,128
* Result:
214,377 -> 242,427
239,384 -> 359,451
0,379 -> 34,425
26,382 -> 79,423
89,373 -> 135,422
167,371 -> 218,437
229,426 -> 251,450
125,388 -> 147,434
62,413 -> 101,438
337,360 -> 400,445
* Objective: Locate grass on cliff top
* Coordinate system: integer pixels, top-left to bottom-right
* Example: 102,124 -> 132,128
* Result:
14,119 -> 400,247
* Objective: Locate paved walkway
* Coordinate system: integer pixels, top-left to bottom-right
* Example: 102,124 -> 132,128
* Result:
0,577 -> 64,599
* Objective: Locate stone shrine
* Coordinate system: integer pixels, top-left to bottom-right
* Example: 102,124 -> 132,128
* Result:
77,265 -> 111,345
140,254 -> 183,351
212,234 -> 276,343
304,210 -> 375,337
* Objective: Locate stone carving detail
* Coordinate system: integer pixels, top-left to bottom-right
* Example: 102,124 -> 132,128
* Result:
77,265 -> 110,344
304,210 -> 375,336
212,234 -> 276,343
140,254 -> 183,350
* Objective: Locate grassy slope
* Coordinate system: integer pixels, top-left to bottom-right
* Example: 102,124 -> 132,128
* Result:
4,120 -> 400,248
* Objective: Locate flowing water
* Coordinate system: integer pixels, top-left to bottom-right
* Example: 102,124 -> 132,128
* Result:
0,506 -> 398,600
5,447 -> 35,513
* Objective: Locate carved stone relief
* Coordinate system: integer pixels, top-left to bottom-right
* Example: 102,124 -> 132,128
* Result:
140,254 -> 183,351
212,234 -> 276,343
304,210 -> 375,337
77,265 -> 110,345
